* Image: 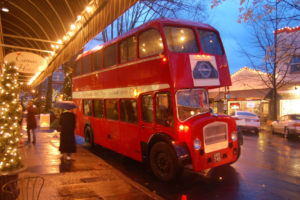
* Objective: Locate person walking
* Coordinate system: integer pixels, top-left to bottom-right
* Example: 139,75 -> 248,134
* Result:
59,108 -> 76,161
26,101 -> 37,144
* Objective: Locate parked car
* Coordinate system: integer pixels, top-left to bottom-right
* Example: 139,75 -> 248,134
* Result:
271,114 -> 300,138
233,111 -> 260,134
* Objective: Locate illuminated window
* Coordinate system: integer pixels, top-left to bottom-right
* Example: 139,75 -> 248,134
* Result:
93,99 -> 104,118
139,29 -> 164,58
141,95 -> 153,123
83,99 -> 92,116
74,61 -> 81,76
156,92 -> 173,127
290,55 -> 300,73
105,99 -> 119,120
164,26 -> 199,53
120,36 -> 137,64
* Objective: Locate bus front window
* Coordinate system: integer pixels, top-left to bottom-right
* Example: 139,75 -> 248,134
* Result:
164,26 -> 199,53
176,89 -> 209,121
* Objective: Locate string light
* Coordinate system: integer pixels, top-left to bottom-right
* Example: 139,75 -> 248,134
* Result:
0,62 -> 23,171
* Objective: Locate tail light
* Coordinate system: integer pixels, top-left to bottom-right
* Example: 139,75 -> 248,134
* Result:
255,119 -> 260,122
292,123 -> 300,127
162,57 -> 167,62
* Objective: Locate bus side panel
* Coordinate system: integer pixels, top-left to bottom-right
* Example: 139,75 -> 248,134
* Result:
103,120 -> 121,153
73,99 -> 84,137
90,117 -> 105,145
119,122 -> 142,161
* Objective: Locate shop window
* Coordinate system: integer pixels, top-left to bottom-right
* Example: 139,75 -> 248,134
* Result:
141,95 -> 153,123
105,99 -> 119,120
290,55 -> 300,73
120,36 -> 137,64
93,99 -> 104,118
103,44 -> 117,68
83,99 -> 92,116
139,29 -> 164,58
156,92 -> 173,127
120,99 -> 138,123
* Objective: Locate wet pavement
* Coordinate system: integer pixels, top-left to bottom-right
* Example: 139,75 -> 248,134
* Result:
18,126 -> 162,200
17,122 -> 300,200
83,127 -> 300,200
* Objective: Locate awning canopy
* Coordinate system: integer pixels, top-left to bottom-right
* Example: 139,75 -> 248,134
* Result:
0,0 -> 137,87
209,88 -> 271,101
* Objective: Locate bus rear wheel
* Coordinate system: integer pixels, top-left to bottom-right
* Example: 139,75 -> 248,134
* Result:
84,126 -> 94,148
149,142 -> 179,182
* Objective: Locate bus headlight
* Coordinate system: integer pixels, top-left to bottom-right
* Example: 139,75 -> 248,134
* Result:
193,138 -> 201,150
231,131 -> 237,142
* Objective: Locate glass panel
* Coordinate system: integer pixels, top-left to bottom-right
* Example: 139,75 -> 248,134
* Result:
103,44 -> 117,68
237,111 -> 256,117
164,26 -> 199,53
197,30 -> 223,55
83,99 -> 92,116
120,36 -> 137,64
92,51 -> 102,71
82,55 -> 91,74
156,93 -> 173,127
176,89 -> 209,121
290,115 -> 300,120
141,95 -> 153,123
93,99 -> 104,118
105,99 -> 119,120
74,61 -> 81,76
139,29 -> 164,58
120,99 -> 138,123
291,55 -> 300,73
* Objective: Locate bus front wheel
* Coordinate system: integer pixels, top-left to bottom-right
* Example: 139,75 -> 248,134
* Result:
84,126 -> 94,148
149,142 -> 179,182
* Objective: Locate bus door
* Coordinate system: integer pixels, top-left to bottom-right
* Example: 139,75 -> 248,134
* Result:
139,94 -> 155,147
119,99 -> 141,161
104,99 -> 120,152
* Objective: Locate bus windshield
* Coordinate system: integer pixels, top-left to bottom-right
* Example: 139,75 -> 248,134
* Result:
176,89 -> 209,121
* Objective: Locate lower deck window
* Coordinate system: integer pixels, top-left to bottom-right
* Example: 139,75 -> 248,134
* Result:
105,99 -> 119,120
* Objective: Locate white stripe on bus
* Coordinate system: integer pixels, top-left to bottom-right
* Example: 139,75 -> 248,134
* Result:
72,84 -> 170,99
73,55 -> 163,80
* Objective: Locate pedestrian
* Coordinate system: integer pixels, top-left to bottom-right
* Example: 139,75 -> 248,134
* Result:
59,108 -> 76,161
26,101 -> 37,144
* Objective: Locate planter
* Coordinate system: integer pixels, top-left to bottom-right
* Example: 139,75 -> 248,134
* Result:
0,167 -> 26,200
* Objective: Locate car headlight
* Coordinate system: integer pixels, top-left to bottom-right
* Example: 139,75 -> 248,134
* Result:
193,138 -> 201,150
231,131 -> 237,142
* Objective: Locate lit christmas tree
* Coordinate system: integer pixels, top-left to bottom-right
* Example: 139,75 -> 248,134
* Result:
0,62 -> 23,172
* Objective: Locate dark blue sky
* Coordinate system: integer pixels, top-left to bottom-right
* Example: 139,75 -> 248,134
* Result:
206,0 -> 252,74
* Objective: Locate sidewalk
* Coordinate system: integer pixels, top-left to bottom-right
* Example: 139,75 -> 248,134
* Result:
18,124 -> 163,200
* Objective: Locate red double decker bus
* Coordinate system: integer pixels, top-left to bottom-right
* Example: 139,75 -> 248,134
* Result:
72,18 -> 240,181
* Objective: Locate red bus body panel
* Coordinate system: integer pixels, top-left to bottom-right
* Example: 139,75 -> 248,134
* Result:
72,18 -> 238,171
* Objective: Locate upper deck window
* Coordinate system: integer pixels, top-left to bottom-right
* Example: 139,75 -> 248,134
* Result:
164,26 -> 199,53
92,50 -> 103,71
139,29 -> 164,58
104,44 -> 117,68
74,61 -> 81,76
197,30 -> 223,55
82,55 -> 91,74
120,36 -> 137,64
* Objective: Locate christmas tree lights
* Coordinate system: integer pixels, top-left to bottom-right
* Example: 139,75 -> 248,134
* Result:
0,62 -> 23,172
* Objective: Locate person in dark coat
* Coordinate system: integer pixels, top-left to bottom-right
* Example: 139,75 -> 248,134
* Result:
26,101 -> 37,144
59,109 -> 76,160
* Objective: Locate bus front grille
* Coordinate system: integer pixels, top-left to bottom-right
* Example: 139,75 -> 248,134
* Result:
203,122 -> 228,153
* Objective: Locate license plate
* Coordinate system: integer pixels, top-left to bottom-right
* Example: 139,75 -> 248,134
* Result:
213,152 -> 221,162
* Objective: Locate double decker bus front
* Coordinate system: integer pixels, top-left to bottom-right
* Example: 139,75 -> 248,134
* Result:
162,21 -> 240,172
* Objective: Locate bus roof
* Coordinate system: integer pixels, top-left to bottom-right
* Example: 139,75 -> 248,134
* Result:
77,18 -> 217,60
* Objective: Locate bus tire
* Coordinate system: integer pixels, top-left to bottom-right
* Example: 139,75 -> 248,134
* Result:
84,126 -> 94,148
149,142 -> 179,182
